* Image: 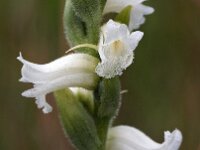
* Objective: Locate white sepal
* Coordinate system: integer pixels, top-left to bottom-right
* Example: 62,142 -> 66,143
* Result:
96,20 -> 143,78
18,53 -> 99,113
106,126 -> 182,150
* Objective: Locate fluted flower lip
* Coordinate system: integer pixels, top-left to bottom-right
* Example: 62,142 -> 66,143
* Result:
95,20 -> 143,79
18,52 -> 99,113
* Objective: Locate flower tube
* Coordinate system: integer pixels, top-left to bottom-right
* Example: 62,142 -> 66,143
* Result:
18,53 -> 99,113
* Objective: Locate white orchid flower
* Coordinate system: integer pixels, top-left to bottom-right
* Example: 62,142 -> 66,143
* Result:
95,20 -> 143,79
17,53 -> 99,113
106,126 -> 182,150
103,0 -> 154,31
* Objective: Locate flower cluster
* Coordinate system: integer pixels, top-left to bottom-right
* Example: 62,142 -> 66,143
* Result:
18,0 -> 183,149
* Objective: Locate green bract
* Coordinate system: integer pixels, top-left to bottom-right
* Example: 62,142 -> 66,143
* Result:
55,89 -> 101,150
115,5 -> 132,26
64,0 -> 102,57
63,0 -> 99,57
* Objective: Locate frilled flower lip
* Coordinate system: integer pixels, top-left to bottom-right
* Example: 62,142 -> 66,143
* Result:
103,0 -> 154,30
106,126 -> 182,150
95,20 -> 143,79
17,53 -> 99,113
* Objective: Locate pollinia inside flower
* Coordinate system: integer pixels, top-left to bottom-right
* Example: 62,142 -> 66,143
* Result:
18,0 -> 182,150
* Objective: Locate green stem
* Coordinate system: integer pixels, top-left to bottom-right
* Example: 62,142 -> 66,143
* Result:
93,77 -> 121,150
96,117 -> 110,150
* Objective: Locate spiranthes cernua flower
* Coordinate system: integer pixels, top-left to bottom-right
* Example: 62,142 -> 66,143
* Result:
17,53 -> 99,113
95,20 -> 143,79
106,126 -> 182,150
103,0 -> 154,31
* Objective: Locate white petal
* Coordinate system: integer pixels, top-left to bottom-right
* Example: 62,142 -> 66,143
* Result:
21,72 -> 98,113
129,4 -> 154,30
138,4 -> 155,15
17,53 -> 98,84
35,95 -> 52,113
103,0 -> 145,14
96,59 -> 124,78
128,31 -> 144,50
106,126 -> 182,150
103,0 -> 130,14
98,20 -> 132,63
163,130 -> 183,150
22,72 -> 98,97
103,0 -> 154,31
123,53 -> 134,68
96,51 -> 134,78
102,20 -> 129,45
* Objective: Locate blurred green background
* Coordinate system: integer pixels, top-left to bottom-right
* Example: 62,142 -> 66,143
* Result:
0,0 -> 200,149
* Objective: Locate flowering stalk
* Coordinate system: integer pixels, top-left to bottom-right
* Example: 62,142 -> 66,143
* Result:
94,77 -> 121,150
18,0 -> 183,150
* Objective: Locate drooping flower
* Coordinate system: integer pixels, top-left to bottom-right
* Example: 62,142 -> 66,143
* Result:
106,126 -> 182,150
17,53 -> 99,113
95,20 -> 143,79
103,0 -> 154,31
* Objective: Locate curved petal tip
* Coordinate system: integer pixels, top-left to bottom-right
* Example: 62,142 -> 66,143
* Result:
164,129 -> 183,150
